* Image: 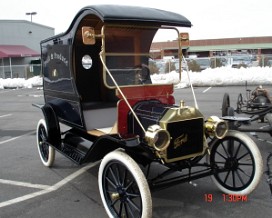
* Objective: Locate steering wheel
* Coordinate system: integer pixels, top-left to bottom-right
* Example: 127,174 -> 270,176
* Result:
134,64 -> 152,85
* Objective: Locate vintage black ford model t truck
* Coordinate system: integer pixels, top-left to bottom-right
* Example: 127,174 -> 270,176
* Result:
34,5 -> 263,217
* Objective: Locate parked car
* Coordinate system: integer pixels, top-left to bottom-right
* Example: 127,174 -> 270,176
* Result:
195,58 -> 211,70
186,57 -> 211,72
230,55 -> 252,68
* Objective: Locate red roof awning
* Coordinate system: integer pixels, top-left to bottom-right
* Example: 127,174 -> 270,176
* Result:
0,45 -> 39,58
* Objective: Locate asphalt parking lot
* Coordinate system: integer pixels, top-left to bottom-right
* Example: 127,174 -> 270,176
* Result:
0,86 -> 271,218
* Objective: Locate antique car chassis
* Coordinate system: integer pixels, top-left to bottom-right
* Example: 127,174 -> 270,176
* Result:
34,5 -> 263,218
221,85 -> 272,135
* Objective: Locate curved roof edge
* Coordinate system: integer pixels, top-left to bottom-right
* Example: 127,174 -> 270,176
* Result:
67,5 -> 191,33
81,5 -> 191,26
43,5 -> 191,43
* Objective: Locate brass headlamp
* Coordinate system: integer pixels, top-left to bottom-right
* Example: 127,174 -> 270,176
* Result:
145,125 -> 170,151
205,116 -> 228,139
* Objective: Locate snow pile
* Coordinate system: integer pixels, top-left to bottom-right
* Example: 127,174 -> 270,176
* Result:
183,66 -> 272,86
151,70 -> 180,84
152,66 -> 272,88
0,76 -> 42,89
1,66 -> 272,89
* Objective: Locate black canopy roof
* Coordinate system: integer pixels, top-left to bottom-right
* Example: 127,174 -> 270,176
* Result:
42,5 -> 191,43
74,5 -> 191,27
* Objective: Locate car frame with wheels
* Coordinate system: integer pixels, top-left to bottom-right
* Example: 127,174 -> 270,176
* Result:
34,5 -> 263,218
222,84 -> 272,135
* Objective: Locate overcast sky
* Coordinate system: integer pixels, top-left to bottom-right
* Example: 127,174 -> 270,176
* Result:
1,0 -> 272,40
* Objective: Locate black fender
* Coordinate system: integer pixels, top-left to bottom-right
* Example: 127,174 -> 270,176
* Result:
84,136 -> 123,162
83,134 -> 154,165
40,103 -> 61,148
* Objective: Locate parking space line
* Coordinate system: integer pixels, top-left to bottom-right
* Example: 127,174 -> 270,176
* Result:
0,179 -> 51,190
0,130 -> 35,145
0,114 -> 12,118
203,87 -> 212,93
0,90 -> 16,94
255,137 -> 272,145
0,161 -> 99,208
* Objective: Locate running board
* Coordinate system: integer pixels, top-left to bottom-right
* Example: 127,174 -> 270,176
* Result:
59,135 -> 93,164
60,143 -> 86,164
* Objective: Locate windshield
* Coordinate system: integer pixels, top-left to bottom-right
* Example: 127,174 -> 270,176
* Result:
103,26 -> 181,87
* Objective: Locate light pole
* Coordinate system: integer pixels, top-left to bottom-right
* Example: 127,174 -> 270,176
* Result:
26,12 -> 37,22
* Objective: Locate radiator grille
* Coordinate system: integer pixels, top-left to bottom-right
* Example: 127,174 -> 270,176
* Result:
166,118 -> 204,161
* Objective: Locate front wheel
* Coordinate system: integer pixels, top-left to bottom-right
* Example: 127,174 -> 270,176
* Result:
208,130 -> 263,195
36,119 -> 55,167
98,149 -> 152,218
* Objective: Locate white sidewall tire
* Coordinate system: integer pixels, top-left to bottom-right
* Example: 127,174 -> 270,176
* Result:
209,130 -> 263,195
36,119 -> 55,167
98,149 -> 152,218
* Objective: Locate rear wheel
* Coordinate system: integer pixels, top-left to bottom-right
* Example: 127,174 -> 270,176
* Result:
236,93 -> 243,113
222,93 -> 230,116
36,119 -> 55,167
98,149 -> 152,218
209,130 -> 263,195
